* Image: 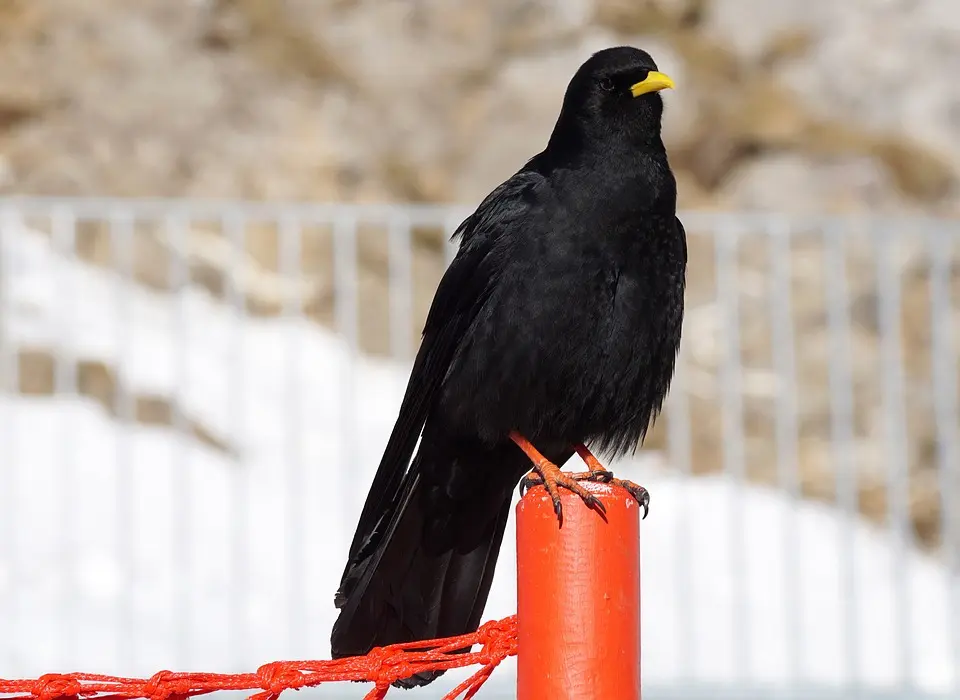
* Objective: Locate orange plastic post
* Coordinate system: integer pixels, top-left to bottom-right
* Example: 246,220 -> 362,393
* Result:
516,480 -> 641,699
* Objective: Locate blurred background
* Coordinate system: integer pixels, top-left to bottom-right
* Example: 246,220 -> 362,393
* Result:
0,1 -> 959,698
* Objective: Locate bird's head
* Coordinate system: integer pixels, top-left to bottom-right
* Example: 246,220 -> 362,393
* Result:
549,46 -> 674,153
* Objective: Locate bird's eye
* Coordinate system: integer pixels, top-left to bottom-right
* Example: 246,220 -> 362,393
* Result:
598,77 -> 615,92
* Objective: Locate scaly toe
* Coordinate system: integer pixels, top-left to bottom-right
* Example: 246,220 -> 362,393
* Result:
557,477 -> 607,516
610,479 -> 650,518
565,469 -> 613,483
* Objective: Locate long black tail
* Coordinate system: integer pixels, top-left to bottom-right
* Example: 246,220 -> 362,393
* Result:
330,442 -> 523,688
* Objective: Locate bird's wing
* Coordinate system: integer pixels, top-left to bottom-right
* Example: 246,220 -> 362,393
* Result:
675,215 -> 688,265
341,169 -> 549,570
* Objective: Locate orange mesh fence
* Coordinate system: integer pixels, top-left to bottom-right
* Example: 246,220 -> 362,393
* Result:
0,616 -> 517,700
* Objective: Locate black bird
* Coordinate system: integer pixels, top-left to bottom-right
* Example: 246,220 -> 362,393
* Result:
331,46 -> 686,687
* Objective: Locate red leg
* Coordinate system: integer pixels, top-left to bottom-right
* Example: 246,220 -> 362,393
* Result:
509,431 -> 606,524
574,443 -> 610,474
571,443 -> 651,519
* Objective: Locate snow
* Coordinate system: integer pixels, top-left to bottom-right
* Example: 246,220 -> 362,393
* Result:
0,220 -> 957,698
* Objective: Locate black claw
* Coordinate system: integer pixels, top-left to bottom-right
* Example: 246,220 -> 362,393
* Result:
586,494 -> 606,515
519,474 -> 542,498
602,476 -> 651,519
628,489 -> 650,519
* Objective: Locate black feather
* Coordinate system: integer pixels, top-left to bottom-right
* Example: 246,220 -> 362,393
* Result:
331,46 -> 687,688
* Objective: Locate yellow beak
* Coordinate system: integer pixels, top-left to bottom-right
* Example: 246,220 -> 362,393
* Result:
630,71 -> 675,97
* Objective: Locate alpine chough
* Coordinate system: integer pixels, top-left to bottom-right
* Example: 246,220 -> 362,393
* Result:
331,45 -> 687,688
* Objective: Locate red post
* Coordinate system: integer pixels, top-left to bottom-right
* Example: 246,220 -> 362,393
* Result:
516,480 -> 641,699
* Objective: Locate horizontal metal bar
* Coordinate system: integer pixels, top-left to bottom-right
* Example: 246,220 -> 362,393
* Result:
0,196 -> 958,233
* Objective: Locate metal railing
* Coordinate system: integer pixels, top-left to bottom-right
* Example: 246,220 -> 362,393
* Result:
0,197 -> 957,699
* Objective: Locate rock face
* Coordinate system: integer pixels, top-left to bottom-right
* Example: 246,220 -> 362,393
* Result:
1,0 -> 958,208
1,0 -> 959,552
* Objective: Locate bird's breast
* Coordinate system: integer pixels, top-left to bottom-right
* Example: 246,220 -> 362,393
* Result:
438,213 -> 684,449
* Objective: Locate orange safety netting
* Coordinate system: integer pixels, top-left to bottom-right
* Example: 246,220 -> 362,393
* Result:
0,616 -> 517,700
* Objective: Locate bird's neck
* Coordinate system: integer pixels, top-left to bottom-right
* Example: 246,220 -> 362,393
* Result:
600,148 -> 677,216
529,137 -> 676,215
545,114 -> 666,160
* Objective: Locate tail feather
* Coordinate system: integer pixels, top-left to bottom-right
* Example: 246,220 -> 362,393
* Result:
330,465 -> 513,688
332,433 -> 571,688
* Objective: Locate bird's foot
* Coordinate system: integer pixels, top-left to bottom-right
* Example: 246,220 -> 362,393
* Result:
509,431 -> 605,524
509,432 -> 651,523
573,444 -> 651,519
518,462 -> 606,525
